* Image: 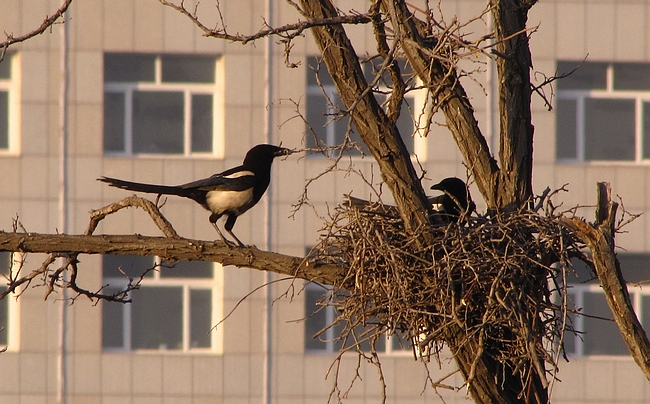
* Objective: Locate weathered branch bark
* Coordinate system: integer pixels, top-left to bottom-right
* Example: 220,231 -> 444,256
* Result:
0,232 -> 345,285
491,0 -> 536,210
560,183 -> 650,383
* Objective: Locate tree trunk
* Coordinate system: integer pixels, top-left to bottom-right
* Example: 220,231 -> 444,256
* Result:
299,0 -> 547,401
299,0 -> 435,238
491,0 -> 536,211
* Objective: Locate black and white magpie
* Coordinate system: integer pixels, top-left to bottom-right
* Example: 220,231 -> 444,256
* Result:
98,144 -> 293,246
429,177 -> 475,222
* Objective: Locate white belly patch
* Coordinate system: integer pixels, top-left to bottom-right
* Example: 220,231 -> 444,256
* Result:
206,188 -> 255,215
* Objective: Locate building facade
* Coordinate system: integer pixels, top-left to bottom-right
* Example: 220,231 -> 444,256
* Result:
0,0 -> 649,402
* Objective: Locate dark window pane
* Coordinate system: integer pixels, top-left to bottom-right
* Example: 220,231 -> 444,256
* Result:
305,93 -> 329,150
644,102 -> 650,159
0,252 -> 9,346
568,254 -> 650,285
102,255 -> 156,279
102,286 -> 124,349
390,331 -> 410,351
346,130 -> 369,156
562,292 -> 578,355
0,287 -> 7,346
566,257 -> 598,284
556,61 -> 608,90
161,55 -> 216,83
364,58 -> 413,88
191,94 -> 213,153
131,286 -> 183,350
0,91 -> 8,149
329,94 -> 364,157
556,99 -> 577,159
132,91 -> 184,154
0,254 -> 11,345
0,252 -> 10,276
584,98 -> 635,161
159,260 -> 213,278
0,58 -> 9,79
396,98 -> 415,151
350,321 -> 385,352
373,94 -> 415,154
616,254 -> 650,283
307,56 -> 334,87
583,291 -> 628,355
104,53 -> 155,82
190,289 -> 212,348
642,296 -> 650,334
305,287 -> 328,351
614,63 -> 650,90
103,92 -> 125,152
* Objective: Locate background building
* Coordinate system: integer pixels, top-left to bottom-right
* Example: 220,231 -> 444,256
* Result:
0,0 -> 649,402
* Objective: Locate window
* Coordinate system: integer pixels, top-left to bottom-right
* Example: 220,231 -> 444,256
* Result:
304,282 -> 410,354
0,252 -> 11,347
103,53 -> 220,156
562,254 -> 650,356
0,52 -> 19,153
102,255 -> 222,352
305,56 -> 423,158
0,251 -> 20,351
556,61 -> 650,162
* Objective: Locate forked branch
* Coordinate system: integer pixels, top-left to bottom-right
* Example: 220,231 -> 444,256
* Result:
560,183 -> 650,383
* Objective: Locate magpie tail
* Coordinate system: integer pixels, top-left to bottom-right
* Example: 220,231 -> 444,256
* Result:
98,176 -> 192,197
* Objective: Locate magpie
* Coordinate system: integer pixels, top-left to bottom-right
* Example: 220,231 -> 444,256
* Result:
345,177 -> 474,223
98,144 -> 293,246
429,177 -> 475,222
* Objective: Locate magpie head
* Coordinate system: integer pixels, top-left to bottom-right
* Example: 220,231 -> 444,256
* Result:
243,144 -> 294,170
430,177 -> 474,218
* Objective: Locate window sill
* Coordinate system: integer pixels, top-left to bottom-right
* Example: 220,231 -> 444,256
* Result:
555,159 -> 650,166
102,152 -> 223,160
102,348 -> 221,355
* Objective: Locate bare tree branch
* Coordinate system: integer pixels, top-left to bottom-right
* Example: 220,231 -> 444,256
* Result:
0,231 -> 344,285
0,196 -> 345,301
159,0 -> 371,44
560,183 -> 650,383
0,0 -> 72,63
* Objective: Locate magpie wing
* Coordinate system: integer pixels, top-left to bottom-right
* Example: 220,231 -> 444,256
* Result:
180,166 -> 256,192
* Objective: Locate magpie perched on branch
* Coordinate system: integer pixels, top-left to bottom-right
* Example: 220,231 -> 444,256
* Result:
429,177 -> 475,222
98,144 -> 294,247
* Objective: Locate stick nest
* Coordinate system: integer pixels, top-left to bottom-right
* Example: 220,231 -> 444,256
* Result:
308,194 -> 586,391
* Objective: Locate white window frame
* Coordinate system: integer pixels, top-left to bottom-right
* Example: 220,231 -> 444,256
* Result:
304,282 -> 411,356
557,62 -> 650,164
102,257 -> 224,354
103,54 -> 224,158
0,52 -> 21,155
305,57 -> 427,161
